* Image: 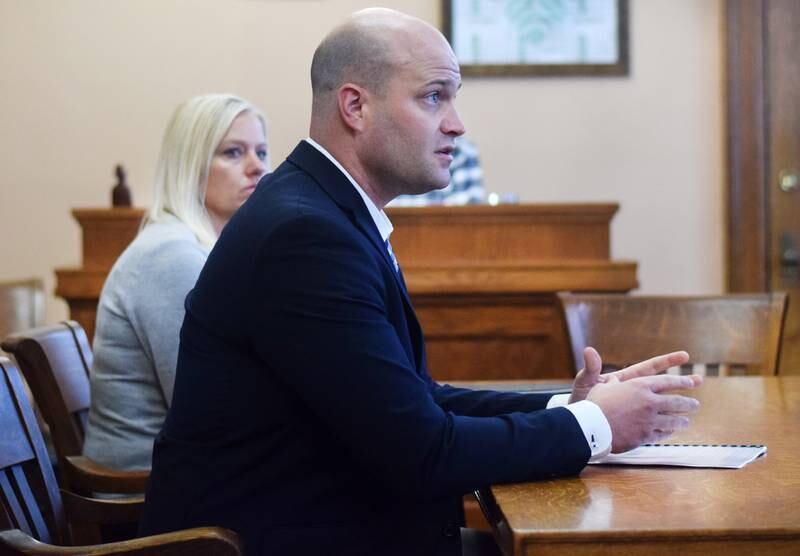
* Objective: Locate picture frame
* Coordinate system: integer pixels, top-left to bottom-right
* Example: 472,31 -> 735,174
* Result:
442,0 -> 629,77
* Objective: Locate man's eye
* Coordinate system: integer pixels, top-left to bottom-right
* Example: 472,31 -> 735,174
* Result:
426,92 -> 440,104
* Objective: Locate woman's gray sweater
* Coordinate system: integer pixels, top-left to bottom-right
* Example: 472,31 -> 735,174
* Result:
83,216 -> 209,471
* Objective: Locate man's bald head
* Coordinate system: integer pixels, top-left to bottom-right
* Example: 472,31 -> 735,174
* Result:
308,8 -> 464,207
310,9 -> 443,116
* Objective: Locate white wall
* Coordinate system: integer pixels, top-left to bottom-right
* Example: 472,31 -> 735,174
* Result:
0,0 -> 724,323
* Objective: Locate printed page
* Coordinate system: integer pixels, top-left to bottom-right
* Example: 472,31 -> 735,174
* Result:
590,444 -> 767,469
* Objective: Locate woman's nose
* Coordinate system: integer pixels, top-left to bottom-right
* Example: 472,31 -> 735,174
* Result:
247,151 -> 268,176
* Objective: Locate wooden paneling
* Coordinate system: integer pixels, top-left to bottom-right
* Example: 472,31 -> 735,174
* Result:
388,204 -> 615,262
390,205 -> 636,379
766,0 -> 800,372
74,209 -> 144,270
726,0 -> 800,374
725,0 -> 768,292
55,204 -> 637,378
404,260 -> 637,295
416,294 -> 572,380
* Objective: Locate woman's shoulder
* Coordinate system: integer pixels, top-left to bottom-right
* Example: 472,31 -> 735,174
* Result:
130,218 -> 207,259
106,218 -> 208,283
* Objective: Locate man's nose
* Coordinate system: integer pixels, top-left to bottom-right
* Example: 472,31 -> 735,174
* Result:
442,104 -> 465,137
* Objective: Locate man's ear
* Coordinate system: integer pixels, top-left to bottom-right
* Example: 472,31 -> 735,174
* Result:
337,83 -> 368,132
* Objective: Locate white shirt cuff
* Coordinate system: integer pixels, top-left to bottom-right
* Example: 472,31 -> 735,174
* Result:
546,393 -> 570,409
548,396 -> 612,461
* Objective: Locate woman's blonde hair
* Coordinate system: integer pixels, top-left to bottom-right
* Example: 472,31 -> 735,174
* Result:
146,93 -> 266,247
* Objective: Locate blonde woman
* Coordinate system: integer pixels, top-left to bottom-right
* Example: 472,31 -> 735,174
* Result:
83,94 -> 269,471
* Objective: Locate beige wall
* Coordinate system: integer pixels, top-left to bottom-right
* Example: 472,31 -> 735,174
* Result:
0,0 -> 724,324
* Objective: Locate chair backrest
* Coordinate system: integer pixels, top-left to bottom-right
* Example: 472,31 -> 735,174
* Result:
0,356 -> 243,554
558,292 -> 789,376
1,321 -> 93,459
0,357 -> 67,545
0,279 -> 44,342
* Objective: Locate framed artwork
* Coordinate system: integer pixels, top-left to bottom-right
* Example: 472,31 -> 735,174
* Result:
442,0 -> 629,76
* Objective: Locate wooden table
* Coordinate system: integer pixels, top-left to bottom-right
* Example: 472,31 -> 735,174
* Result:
476,377 -> 800,555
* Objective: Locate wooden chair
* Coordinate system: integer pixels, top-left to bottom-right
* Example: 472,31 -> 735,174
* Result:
557,292 -> 789,376
0,278 -> 44,346
0,279 -> 48,462
0,322 -> 148,497
0,356 -> 242,555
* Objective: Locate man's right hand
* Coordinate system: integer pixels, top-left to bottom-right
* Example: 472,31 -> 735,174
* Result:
586,374 -> 702,453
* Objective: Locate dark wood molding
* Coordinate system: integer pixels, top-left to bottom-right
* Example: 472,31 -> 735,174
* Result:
726,0 -> 769,292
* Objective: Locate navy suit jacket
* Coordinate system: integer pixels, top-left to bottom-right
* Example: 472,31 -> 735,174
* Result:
139,141 -> 590,555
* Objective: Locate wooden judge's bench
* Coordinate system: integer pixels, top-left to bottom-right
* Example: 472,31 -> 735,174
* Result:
55,204 -> 637,379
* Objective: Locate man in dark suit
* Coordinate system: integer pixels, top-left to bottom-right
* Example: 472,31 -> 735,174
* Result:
140,8 -> 701,556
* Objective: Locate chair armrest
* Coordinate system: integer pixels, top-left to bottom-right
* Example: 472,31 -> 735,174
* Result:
61,456 -> 149,494
0,526 -> 242,555
60,490 -> 144,527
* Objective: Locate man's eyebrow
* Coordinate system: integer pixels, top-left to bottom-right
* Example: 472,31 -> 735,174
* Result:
424,78 -> 462,89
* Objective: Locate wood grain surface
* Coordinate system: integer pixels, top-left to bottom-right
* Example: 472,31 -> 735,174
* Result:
478,377 -> 800,555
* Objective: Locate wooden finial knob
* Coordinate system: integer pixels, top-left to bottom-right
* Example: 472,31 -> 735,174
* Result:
112,164 -> 132,207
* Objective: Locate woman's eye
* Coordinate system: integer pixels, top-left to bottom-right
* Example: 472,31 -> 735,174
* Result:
222,147 -> 243,158
257,149 -> 268,161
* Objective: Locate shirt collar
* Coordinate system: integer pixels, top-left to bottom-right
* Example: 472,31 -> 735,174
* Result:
305,137 -> 393,242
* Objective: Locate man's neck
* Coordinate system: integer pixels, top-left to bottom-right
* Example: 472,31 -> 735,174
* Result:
308,134 -> 390,209
305,137 -> 394,241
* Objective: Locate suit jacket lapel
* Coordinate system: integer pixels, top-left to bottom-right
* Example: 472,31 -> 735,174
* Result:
287,141 -> 410,298
286,141 -> 425,370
